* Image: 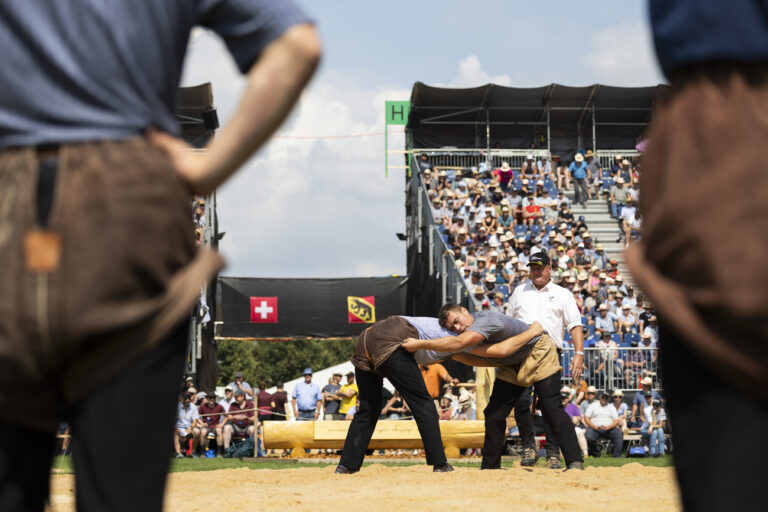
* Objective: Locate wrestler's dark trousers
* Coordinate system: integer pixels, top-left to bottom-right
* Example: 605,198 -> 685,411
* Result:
484,372 -> 582,468
339,348 -> 447,471
661,322 -> 768,512
0,324 -> 188,512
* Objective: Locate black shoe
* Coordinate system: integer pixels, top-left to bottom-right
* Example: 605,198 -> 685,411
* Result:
565,461 -> 584,471
520,447 -> 539,467
335,465 -> 357,474
433,463 -> 454,472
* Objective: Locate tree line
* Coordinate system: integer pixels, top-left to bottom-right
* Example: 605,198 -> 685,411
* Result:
216,338 -> 356,387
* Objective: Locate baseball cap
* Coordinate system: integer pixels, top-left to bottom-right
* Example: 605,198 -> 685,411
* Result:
528,252 -> 550,267
587,386 -> 598,393
234,389 -> 246,398
345,372 -> 354,377
303,368 -> 313,375
642,377 -> 653,386
233,371 -> 243,378
332,372 -> 342,376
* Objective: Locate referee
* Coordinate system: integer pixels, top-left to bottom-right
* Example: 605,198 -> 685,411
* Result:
506,251 -> 585,469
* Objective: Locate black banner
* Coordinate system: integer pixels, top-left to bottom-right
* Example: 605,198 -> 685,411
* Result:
218,276 -> 407,338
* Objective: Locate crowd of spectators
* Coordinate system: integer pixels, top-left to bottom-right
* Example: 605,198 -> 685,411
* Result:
417,150 -> 657,392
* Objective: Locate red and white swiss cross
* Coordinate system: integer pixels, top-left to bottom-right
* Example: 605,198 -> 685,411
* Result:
249,296 -> 278,323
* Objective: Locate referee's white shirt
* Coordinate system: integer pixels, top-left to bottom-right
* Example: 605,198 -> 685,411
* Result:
506,280 -> 582,349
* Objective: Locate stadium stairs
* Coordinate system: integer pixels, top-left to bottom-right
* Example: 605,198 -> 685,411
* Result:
567,192 -> 630,278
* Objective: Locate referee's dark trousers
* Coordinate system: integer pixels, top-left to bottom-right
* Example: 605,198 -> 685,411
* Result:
484,371 -> 582,468
339,348 -> 447,471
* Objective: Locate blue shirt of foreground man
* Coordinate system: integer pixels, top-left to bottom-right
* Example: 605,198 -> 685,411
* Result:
335,315 -> 543,474
403,305 -> 585,471
0,2 -> 321,511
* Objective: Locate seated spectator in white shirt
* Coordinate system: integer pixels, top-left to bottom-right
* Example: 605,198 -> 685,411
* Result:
643,316 -> 659,345
618,304 -> 638,334
219,387 -> 235,412
610,390 -> 629,432
584,391 -> 624,457
594,304 -> 618,335
174,391 -> 208,458
562,388 -> 588,457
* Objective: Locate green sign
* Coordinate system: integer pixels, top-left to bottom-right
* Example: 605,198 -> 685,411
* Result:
385,101 -> 410,176
385,101 -> 410,125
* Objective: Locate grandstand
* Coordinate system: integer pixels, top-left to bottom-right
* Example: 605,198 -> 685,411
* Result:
403,83 -> 667,392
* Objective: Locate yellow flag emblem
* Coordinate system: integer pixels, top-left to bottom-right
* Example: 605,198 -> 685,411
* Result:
348,296 -> 375,323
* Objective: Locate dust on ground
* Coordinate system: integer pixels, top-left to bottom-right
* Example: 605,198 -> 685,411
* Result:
48,463 -> 680,512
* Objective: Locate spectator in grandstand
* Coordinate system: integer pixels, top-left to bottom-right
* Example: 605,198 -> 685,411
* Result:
644,399 -> 667,457
630,377 -> 662,425
583,391 -> 624,457
638,303 -> 655,331
523,200 -> 543,227
561,387 -> 589,457
610,390 -> 629,432
227,372 -> 254,400
643,316 -> 659,345
223,390 -> 255,449
256,381 -> 274,423
219,387 -> 235,412
416,153 -> 432,173
421,168 -> 437,191
520,154 -> 538,178
271,382 -> 289,420
438,395 -> 453,420
616,194 -> 637,243
199,392 -> 227,456
292,368 -> 322,421
594,304 -> 618,336
584,341 -> 605,389
339,372 -> 359,419
622,338 -> 646,392
490,292 -> 507,315
618,304 -> 638,334
492,161 -> 514,192
623,208 -> 642,248
323,373 -> 343,420
585,150 -> 600,200
579,386 -> 598,415
538,155 -> 553,179
609,177 -> 631,219
568,376 -> 588,406
555,157 -> 570,190
569,153 -> 589,207
174,391 -> 208,458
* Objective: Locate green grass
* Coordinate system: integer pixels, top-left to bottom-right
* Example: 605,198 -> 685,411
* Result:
52,454 -> 672,474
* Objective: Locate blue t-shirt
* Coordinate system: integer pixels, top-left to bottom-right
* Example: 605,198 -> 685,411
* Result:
0,0 -> 309,147
468,311 -> 540,366
569,161 -> 588,180
402,316 -> 465,365
650,1 -> 768,78
292,381 -> 322,411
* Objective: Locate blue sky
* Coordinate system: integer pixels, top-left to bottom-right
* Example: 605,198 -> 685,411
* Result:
181,1 -> 663,278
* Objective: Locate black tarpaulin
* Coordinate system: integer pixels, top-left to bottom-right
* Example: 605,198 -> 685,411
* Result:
218,276 -> 407,338
408,82 -> 669,152
176,83 -> 219,148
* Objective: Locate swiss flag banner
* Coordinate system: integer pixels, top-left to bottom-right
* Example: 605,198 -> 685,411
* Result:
249,296 -> 278,323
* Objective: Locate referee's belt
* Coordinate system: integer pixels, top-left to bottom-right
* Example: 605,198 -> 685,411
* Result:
299,409 -> 315,412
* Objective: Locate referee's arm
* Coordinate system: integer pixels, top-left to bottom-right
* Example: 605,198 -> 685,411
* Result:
564,295 -> 585,380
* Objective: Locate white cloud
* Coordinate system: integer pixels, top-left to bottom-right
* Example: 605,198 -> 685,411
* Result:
447,55 -> 513,87
583,23 -> 665,86
181,32 -> 412,277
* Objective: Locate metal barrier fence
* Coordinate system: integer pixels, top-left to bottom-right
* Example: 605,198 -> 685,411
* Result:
411,153 -> 474,311
596,150 -> 641,171
413,148 -> 551,173
560,347 -> 662,393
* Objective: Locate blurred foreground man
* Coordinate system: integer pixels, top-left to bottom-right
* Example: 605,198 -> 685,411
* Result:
625,2 -> 768,510
0,2 -> 320,510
